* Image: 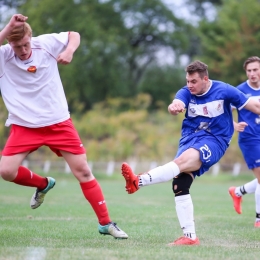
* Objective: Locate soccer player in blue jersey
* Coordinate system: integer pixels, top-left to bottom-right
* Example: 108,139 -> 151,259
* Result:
121,60 -> 260,245
228,56 -> 260,228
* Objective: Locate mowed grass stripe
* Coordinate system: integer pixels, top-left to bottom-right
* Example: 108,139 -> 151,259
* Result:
0,172 -> 259,260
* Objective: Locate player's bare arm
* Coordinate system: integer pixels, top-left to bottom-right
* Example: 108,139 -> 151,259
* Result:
0,14 -> 28,46
244,98 -> 260,115
168,99 -> 185,115
56,31 -> 80,65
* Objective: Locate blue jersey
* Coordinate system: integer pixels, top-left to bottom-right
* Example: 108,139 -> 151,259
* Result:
235,81 -> 260,142
175,80 -> 249,149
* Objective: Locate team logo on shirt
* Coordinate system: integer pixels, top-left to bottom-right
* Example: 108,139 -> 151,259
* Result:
203,106 -> 208,115
27,66 -> 37,73
190,108 -> 196,114
216,103 -> 222,111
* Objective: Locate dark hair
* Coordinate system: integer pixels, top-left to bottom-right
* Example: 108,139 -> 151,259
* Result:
6,22 -> 32,42
185,60 -> 209,78
243,56 -> 260,70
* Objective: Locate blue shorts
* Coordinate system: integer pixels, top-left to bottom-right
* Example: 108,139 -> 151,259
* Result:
239,140 -> 260,169
175,131 -> 227,177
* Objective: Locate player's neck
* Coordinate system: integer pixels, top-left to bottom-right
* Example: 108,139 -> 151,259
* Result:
249,81 -> 260,89
203,80 -> 211,93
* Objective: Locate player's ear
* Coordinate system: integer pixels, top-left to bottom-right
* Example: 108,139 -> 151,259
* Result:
203,76 -> 209,81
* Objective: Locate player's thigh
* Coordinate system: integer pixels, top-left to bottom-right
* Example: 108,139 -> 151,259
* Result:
174,148 -> 201,172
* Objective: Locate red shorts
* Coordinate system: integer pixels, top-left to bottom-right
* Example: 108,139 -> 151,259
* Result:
2,118 -> 86,156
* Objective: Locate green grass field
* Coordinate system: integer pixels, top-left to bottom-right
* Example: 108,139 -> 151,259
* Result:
0,172 -> 259,260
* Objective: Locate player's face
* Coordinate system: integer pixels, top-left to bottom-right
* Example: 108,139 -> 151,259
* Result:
246,61 -> 260,87
186,72 -> 209,95
9,34 -> 32,60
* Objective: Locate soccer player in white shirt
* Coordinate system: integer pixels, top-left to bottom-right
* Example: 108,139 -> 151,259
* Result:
229,56 -> 260,228
121,60 -> 260,245
0,14 -> 128,239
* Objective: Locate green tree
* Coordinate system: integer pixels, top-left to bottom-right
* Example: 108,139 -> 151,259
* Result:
110,0 -> 191,95
198,0 -> 260,85
0,0 -> 19,21
139,65 -> 186,110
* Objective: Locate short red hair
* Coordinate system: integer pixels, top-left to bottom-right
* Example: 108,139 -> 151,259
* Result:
6,22 -> 32,42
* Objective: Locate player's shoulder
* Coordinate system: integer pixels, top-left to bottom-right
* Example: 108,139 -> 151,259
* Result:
31,34 -> 52,48
236,81 -> 248,90
211,79 -> 230,87
211,80 -> 234,92
31,33 -> 67,45
179,85 -> 192,96
0,43 -> 14,59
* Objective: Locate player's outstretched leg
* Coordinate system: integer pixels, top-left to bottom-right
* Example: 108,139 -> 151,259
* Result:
98,222 -> 128,239
229,186 -> 242,214
30,177 -> 56,209
121,163 -> 139,194
168,236 -> 200,246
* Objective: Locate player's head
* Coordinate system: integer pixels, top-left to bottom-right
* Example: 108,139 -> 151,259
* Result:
243,56 -> 260,86
185,60 -> 210,95
6,22 -> 32,60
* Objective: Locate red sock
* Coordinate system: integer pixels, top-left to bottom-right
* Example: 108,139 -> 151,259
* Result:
80,179 -> 111,225
12,166 -> 48,190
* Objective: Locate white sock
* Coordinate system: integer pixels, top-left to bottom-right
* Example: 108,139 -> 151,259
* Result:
235,179 -> 257,196
138,161 -> 180,187
244,179 -> 258,194
255,182 -> 260,222
175,194 -> 196,239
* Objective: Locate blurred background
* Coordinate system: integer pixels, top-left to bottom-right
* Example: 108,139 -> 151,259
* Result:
0,0 -> 258,175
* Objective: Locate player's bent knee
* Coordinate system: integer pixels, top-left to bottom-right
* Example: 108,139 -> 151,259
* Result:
0,169 -> 14,181
0,163 -> 20,181
172,173 -> 193,197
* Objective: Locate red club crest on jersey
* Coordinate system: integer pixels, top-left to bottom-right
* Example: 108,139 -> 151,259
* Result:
27,66 -> 37,73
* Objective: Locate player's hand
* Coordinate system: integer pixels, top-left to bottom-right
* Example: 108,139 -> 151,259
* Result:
234,121 -> 248,132
168,100 -> 185,115
8,14 -> 28,28
56,50 -> 73,65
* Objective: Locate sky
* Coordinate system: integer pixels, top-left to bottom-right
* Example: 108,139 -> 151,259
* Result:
156,0 -> 192,66
163,0 -> 191,19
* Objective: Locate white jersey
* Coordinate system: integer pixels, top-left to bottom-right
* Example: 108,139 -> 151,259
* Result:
0,32 -> 70,127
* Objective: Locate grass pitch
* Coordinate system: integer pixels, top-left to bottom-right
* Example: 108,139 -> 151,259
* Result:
0,172 -> 259,260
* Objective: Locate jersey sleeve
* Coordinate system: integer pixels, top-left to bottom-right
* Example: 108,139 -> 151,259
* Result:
174,87 -> 190,108
34,32 -> 69,58
226,84 -> 249,110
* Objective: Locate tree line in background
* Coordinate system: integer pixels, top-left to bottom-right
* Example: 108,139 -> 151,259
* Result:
0,0 -> 257,164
